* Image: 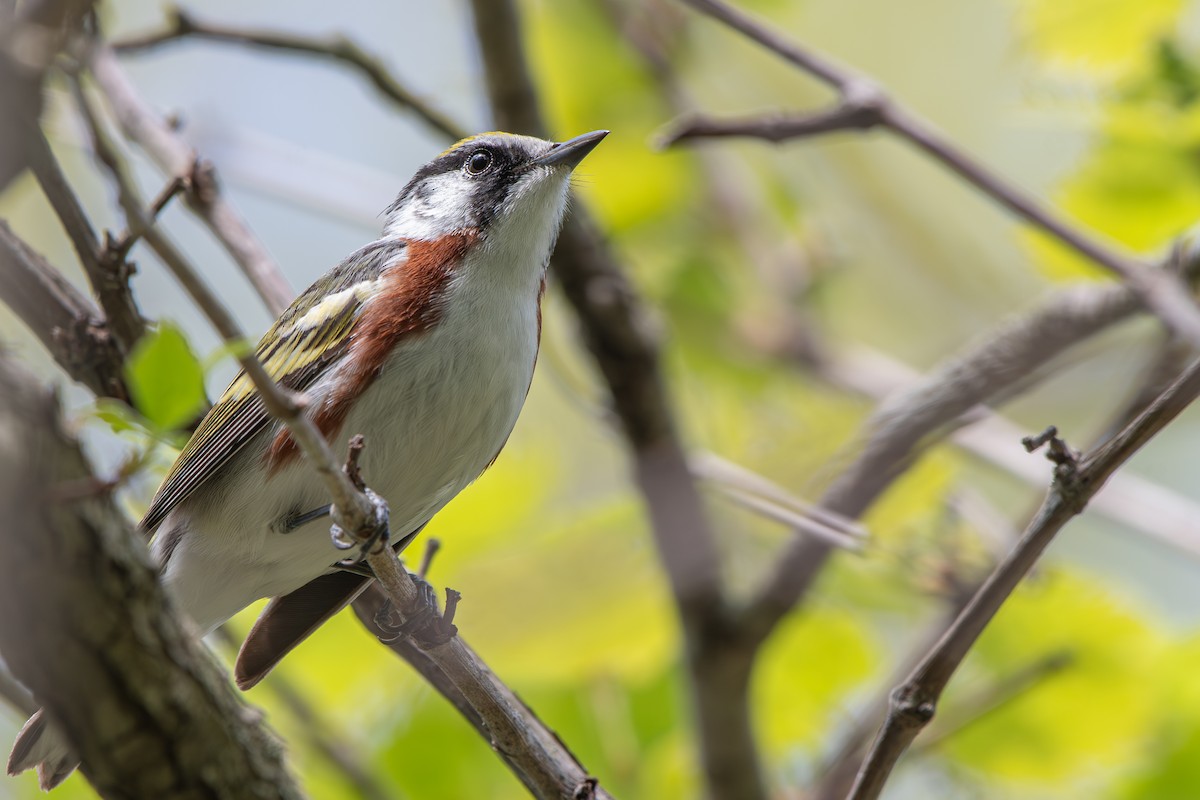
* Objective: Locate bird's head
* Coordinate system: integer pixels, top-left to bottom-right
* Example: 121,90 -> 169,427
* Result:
383,130 -> 608,249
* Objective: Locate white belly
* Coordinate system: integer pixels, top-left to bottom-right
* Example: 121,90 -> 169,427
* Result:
156,275 -> 540,633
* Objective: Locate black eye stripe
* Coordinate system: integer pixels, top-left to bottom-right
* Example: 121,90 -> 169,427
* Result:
386,138 -> 539,220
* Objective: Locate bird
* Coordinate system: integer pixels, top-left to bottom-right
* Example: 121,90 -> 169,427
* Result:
8,128 -> 609,790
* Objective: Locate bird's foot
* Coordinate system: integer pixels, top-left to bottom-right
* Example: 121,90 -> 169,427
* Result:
374,577 -> 461,647
331,489 -> 390,562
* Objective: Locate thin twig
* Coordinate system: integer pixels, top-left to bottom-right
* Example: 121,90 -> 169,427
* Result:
417,538 -> 441,581
86,42 -> 294,314
847,359 -> 1200,798
690,452 -> 866,541
113,7 -> 464,142
811,605 -> 963,800
656,106 -> 880,146
672,0 -> 1200,348
108,174 -> 187,257
910,649 -> 1075,755
690,453 -> 865,551
815,592 -> 1060,797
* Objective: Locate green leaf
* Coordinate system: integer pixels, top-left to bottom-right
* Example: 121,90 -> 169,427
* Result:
90,398 -> 146,435
1015,0 -> 1185,75
1119,724 -> 1200,799
125,322 -> 207,431
754,604 -> 878,756
1026,44 -> 1200,281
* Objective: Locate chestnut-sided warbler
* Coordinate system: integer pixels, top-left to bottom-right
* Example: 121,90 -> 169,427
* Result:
9,129 -> 608,789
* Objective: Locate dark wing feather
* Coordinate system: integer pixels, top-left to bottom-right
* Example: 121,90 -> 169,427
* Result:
140,240 -> 407,533
234,571 -> 373,689
233,525 -> 427,689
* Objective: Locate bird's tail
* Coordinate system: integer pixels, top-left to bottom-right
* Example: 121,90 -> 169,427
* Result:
7,709 -> 78,790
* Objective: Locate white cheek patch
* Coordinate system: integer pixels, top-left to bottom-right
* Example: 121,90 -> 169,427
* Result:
383,171 -> 476,241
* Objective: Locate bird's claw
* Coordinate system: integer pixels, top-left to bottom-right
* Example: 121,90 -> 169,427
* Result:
331,490 -> 390,563
374,578 -> 460,647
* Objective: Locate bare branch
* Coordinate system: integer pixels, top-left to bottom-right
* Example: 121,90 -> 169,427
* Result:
351,586 -> 481,730
673,0 -> 1200,347
0,354 -> 302,799
847,361 -> 1200,798
743,245 -> 1200,642
113,7 -> 465,142
86,43 -> 294,314
811,643 -> 1075,800
813,333 -> 1199,800
24,127 -> 146,353
910,649 -> 1075,755
822,346 -> 1200,561
358,580 -> 613,800
656,105 -> 880,147
0,220 -> 129,400
690,452 -> 866,551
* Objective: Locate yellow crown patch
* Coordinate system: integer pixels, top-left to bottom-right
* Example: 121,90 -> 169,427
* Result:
439,131 -> 509,157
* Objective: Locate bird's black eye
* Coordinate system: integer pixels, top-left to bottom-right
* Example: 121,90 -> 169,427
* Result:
466,150 -> 493,175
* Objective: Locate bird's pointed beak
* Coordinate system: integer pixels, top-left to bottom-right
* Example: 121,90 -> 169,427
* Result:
536,130 -> 609,169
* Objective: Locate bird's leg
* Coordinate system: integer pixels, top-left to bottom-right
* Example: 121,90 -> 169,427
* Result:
374,579 -> 461,647
280,504 -> 332,533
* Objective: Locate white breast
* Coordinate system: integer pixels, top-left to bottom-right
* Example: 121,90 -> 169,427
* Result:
341,257 -> 541,530
157,244 -> 543,633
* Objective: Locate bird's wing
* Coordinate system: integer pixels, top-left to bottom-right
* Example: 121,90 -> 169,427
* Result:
140,240 -> 406,533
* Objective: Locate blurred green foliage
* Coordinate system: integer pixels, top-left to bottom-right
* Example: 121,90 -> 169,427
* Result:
8,0 -> 1200,799
124,321 -> 207,431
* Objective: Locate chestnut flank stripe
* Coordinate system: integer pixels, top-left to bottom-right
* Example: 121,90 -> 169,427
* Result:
264,232 -> 477,473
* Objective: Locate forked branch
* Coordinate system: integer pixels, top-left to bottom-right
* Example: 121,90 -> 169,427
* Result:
668,0 -> 1200,348
113,7 -> 465,142
847,362 -> 1200,798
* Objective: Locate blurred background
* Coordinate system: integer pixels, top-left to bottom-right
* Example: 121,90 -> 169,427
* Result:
5,0 -> 1200,797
